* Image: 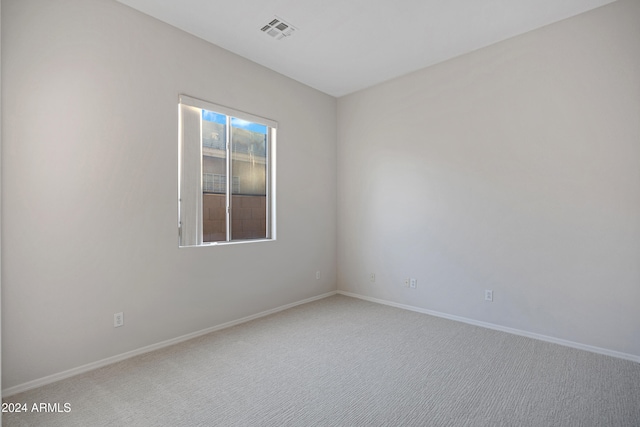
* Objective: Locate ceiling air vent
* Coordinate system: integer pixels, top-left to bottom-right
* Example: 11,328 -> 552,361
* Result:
260,17 -> 296,40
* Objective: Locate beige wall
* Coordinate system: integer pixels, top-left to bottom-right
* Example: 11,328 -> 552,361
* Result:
337,0 -> 640,358
1,0 -> 337,390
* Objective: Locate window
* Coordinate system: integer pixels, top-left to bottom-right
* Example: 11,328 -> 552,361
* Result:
178,95 -> 276,246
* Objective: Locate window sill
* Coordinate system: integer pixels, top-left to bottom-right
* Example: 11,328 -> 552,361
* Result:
179,238 -> 275,248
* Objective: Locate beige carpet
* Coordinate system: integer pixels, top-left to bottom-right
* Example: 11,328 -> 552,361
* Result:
3,295 -> 640,426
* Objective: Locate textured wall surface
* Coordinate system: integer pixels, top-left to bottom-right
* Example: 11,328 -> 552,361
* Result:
337,0 -> 640,358
2,0 -> 337,390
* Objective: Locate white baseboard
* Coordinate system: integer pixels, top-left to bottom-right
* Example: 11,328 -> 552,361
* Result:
337,290 -> 640,364
2,291 -> 338,397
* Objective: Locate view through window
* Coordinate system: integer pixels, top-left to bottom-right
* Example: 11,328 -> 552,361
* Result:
179,95 -> 276,246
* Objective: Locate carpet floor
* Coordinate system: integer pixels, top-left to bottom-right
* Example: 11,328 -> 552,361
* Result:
3,294 -> 640,426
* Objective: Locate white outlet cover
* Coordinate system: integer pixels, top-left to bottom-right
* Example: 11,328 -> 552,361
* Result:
114,312 -> 124,327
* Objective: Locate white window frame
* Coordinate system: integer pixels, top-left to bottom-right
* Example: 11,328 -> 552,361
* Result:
178,94 -> 277,247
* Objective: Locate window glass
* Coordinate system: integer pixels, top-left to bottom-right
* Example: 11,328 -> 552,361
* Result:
202,110 -> 227,242
231,118 -> 268,240
179,95 -> 276,246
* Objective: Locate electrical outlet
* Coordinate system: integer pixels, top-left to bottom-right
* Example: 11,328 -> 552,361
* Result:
370,273 -> 375,282
410,278 -> 417,289
485,290 -> 493,302
114,312 -> 124,327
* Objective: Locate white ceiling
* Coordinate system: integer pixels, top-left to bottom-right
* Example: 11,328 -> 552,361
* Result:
116,0 -> 616,97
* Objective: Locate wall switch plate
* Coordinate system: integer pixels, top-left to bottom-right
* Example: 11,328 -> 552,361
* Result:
485,290 -> 493,302
370,273 -> 375,282
114,312 -> 124,327
316,271 -> 320,280
404,278 -> 409,288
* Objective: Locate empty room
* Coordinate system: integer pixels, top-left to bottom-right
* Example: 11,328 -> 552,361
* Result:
1,0 -> 639,425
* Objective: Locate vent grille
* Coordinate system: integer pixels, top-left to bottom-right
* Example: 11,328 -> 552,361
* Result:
260,16 -> 296,40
